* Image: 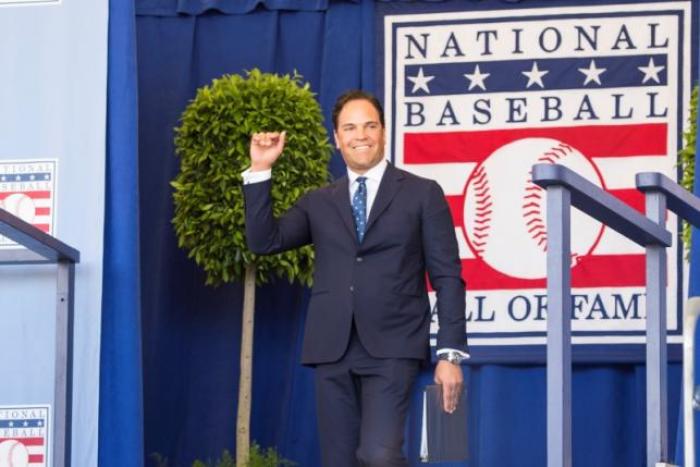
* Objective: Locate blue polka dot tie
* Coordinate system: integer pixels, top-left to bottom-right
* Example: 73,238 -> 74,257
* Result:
352,177 -> 367,243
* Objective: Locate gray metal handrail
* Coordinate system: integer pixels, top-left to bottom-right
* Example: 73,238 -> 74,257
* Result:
636,172 -> 700,226
0,206 -> 79,467
0,207 -> 78,264
532,163 -> 672,467
636,172 -> 700,467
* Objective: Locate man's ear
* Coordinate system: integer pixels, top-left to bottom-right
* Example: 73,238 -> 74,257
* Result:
333,131 -> 340,149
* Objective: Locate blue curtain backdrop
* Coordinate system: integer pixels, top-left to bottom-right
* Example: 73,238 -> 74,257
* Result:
134,1 -> 684,466
99,0 -> 144,466
677,26 -> 700,461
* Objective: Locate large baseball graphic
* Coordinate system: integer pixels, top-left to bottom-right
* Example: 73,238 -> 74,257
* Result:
1,193 -> 36,223
0,440 -> 29,467
464,138 -> 605,279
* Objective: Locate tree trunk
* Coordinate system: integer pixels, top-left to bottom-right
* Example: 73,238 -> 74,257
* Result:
236,263 -> 256,466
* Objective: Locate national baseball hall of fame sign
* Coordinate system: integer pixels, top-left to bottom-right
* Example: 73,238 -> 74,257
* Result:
382,2 -> 694,362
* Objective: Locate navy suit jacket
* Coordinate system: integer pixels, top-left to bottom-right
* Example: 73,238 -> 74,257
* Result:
244,163 -> 467,365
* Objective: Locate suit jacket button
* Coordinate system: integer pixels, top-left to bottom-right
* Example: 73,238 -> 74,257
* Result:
349,285 -> 354,292
356,257 -> 363,262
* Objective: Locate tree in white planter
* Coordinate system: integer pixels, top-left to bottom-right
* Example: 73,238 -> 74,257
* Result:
172,69 -> 331,465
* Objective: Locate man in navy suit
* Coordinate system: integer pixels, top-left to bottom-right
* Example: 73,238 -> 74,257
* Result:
243,90 -> 468,467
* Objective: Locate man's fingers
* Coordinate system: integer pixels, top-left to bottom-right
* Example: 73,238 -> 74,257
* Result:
251,132 -> 284,148
442,382 -> 462,413
443,392 -> 455,413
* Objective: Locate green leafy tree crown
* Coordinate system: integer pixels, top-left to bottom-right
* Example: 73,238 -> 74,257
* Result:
680,85 -> 697,257
172,69 -> 332,286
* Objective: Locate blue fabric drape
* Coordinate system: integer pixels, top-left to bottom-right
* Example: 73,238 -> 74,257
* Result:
99,0 -> 144,466
135,0 -> 338,16
691,15 -> 700,462
136,2 -> 682,466
689,118 -> 700,466
675,20 -> 700,461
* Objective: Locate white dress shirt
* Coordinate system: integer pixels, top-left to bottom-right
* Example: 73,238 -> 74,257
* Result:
346,159 -> 387,220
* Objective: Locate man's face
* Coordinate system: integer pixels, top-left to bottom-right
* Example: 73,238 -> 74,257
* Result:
333,99 -> 386,174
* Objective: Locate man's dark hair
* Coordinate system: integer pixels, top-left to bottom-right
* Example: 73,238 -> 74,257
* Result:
332,90 -> 385,129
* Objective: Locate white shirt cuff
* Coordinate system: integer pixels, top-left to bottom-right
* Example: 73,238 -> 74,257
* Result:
242,167 -> 272,184
436,348 -> 470,359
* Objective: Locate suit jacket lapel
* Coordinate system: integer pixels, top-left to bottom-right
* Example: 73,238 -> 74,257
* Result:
329,175 -> 357,240
366,164 -> 403,234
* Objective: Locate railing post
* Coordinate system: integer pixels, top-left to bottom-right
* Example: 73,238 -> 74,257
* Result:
635,172 -> 700,466
0,208 -> 80,467
547,186 -> 572,467
535,165 -> 673,467
645,190 -> 668,466
53,260 -> 75,467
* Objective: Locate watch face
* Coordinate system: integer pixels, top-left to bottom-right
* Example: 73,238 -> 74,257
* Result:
448,352 -> 463,364
438,352 -> 464,364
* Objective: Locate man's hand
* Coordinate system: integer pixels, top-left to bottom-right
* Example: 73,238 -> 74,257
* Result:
250,131 -> 286,171
434,360 -> 463,413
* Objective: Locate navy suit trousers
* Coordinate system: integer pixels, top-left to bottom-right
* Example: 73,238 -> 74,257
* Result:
314,323 -> 420,467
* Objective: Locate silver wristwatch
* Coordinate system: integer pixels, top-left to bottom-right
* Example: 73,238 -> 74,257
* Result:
438,350 -> 465,365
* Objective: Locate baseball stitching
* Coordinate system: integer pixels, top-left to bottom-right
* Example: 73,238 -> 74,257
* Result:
7,440 -> 21,467
522,142 -> 574,252
470,165 -> 492,255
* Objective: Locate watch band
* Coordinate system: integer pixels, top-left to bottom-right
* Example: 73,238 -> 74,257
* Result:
438,350 -> 465,365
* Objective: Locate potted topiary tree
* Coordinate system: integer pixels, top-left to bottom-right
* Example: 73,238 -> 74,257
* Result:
172,69 -> 331,465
